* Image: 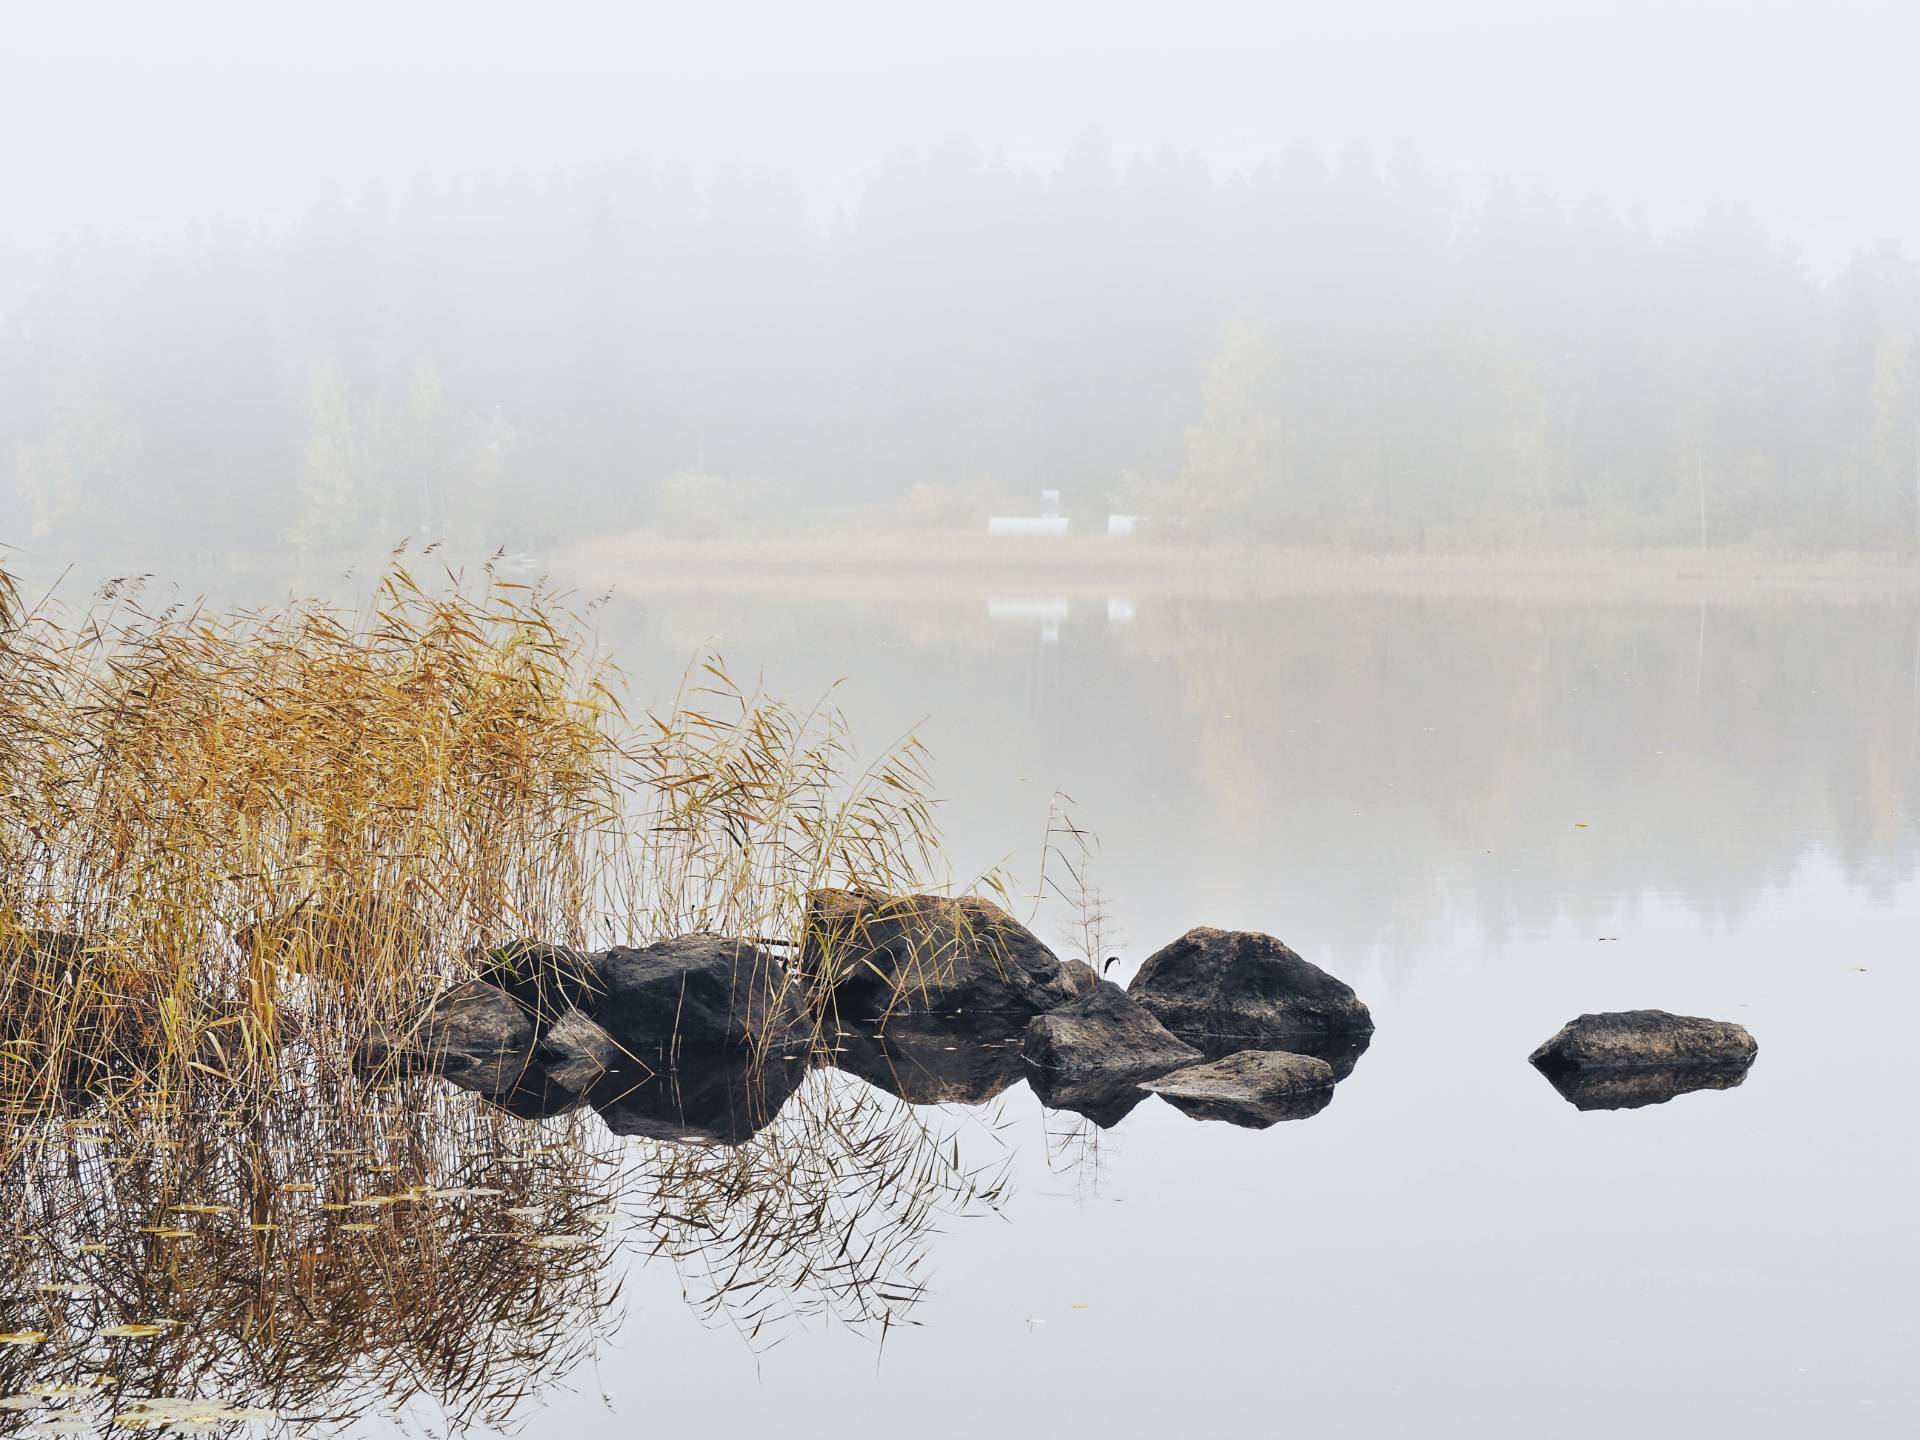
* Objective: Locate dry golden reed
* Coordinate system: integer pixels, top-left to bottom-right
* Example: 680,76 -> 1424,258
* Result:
0,558 -> 942,1122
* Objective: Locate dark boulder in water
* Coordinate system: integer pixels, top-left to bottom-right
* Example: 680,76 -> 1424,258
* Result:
1021,981 -> 1200,1083
831,1014 -> 1028,1105
803,890 -> 1078,1021
1538,1064 -> 1752,1112
1128,928 -> 1372,1045
410,978 -> 537,1094
589,935 -> 805,1058
1528,1010 -> 1757,1077
473,939 -> 605,1024
589,1051 -> 809,1145
1142,1049 -> 1337,1129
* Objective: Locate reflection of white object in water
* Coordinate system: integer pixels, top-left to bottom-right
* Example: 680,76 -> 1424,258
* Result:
1106,515 -> 1138,536
988,596 -> 1069,644
987,516 -> 1071,537
988,597 -> 1070,622
1106,596 -> 1135,625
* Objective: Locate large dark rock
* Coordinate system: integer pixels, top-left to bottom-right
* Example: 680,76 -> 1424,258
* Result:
1128,928 -> 1372,1045
473,939 -> 604,1023
1537,1065 -> 1752,1112
803,890 -> 1078,1022
1142,1049 -> 1337,1129
589,935 -> 805,1058
411,979 -> 537,1094
1022,982 -> 1200,1081
830,1015 -> 1029,1105
1528,1010 -> 1757,1077
589,1052 -> 809,1145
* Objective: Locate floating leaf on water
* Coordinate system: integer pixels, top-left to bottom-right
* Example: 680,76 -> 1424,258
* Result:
0,1332 -> 50,1346
525,1234 -> 593,1250
113,1396 -> 281,1429
27,1382 -> 99,1398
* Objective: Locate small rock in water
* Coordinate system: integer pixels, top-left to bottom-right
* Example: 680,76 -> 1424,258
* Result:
1141,1049 -> 1337,1129
1128,927 -> 1372,1044
538,1007 -> 625,1093
1022,982 -> 1200,1081
1528,1010 -> 1757,1076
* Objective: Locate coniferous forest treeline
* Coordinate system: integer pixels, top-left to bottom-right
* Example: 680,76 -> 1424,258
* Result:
5,137 -> 1918,556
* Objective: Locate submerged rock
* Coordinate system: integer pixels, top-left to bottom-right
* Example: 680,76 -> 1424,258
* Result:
1128,927 -> 1372,1045
1021,982 -> 1200,1082
1528,1010 -> 1757,1077
804,890 -> 1078,1022
831,1014 -> 1029,1105
589,1052 -> 810,1145
590,935 -> 805,1057
1538,1065 -> 1752,1112
1142,1049 -> 1337,1129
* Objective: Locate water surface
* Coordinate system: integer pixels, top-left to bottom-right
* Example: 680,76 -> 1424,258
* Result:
13,563 -> 1919,1437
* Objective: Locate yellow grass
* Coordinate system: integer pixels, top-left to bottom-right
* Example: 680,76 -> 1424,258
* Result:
0,559 -> 942,1122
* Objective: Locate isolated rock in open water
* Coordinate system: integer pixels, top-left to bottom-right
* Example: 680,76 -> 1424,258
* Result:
1528,1010 -> 1757,1076
1128,928 -> 1372,1044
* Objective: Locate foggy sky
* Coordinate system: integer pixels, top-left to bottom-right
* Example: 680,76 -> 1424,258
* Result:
7,0 -> 1918,274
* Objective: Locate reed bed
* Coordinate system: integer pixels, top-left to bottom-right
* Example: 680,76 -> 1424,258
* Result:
0,559 -> 942,1126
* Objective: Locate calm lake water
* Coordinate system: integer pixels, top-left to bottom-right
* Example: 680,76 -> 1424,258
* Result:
13,560 -> 1920,1437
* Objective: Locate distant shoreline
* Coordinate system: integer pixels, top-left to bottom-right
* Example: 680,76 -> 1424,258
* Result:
561,532 -> 1920,598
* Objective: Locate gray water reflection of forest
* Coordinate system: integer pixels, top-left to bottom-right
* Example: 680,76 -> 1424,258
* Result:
12,563 -> 1919,1437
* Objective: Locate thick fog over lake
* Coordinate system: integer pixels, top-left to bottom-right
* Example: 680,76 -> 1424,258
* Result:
3,9 -> 1919,1438
6,0 -> 1920,559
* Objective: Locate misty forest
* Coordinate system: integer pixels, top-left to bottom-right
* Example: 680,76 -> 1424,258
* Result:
7,136 -> 1920,558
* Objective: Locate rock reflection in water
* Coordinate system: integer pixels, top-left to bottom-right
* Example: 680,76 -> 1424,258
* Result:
1535,1064 -> 1752,1112
830,1017 -> 1030,1105
0,1064 -> 1006,1432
